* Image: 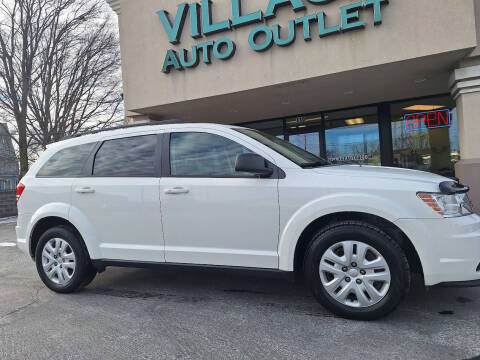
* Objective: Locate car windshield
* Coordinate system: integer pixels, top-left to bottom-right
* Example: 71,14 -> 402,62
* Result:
235,128 -> 330,168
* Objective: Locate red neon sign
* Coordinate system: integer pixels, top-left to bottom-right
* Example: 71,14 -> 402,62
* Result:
404,109 -> 451,132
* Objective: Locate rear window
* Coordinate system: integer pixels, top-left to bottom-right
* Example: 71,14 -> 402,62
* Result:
93,135 -> 157,177
37,143 -> 95,177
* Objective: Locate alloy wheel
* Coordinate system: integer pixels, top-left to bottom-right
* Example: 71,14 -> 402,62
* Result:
41,238 -> 76,286
319,240 -> 391,308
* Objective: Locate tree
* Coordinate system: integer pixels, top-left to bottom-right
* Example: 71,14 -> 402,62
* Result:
0,0 -> 123,176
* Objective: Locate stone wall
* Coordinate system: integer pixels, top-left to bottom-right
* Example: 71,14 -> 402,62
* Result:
0,191 -> 17,217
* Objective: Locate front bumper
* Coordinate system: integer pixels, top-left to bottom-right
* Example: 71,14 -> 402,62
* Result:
396,214 -> 480,286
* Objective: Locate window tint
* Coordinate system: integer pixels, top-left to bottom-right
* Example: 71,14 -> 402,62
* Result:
170,132 -> 253,177
37,143 -> 95,177
93,135 -> 157,177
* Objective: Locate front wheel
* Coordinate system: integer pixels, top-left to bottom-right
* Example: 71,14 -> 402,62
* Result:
304,221 -> 410,320
35,226 -> 93,293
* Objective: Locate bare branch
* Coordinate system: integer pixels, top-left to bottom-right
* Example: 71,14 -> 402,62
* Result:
0,0 -> 123,172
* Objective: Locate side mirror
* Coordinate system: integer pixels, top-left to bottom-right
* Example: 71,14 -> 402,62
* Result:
235,153 -> 273,178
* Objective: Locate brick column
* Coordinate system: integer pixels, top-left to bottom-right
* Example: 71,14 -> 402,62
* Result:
450,65 -> 480,213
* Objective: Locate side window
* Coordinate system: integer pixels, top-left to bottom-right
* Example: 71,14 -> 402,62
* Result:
93,135 -> 157,177
37,143 -> 95,177
170,132 -> 253,177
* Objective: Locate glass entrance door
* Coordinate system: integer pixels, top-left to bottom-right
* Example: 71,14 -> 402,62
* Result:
285,113 -> 323,157
288,133 -> 321,157
281,108 -> 381,164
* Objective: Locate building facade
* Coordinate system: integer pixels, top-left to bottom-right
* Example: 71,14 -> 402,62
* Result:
0,123 -> 18,191
0,123 -> 19,217
107,0 -> 480,209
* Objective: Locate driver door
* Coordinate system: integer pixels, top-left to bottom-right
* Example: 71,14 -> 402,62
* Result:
159,130 -> 280,269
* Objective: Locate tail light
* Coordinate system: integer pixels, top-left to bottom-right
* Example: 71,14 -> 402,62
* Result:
16,183 -> 25,202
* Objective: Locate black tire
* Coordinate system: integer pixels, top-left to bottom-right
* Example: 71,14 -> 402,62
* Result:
81,265 -> 98,288
304,221 -> 410,320
35,225 -> 92,293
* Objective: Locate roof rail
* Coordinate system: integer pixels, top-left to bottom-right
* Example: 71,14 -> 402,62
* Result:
62,119 -> 184,140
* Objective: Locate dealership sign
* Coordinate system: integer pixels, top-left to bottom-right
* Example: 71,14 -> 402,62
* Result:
157,0 -> 390,74
404,109 -> 451,132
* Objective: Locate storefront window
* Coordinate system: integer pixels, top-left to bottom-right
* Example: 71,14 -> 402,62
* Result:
390,96 -> 459,177
324,106 -> 380,165
239,94 -> 459,175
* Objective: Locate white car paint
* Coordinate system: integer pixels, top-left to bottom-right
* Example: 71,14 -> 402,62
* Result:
71,177 -> 164,262
15,123 -> 480,287
160,128 -> 280,268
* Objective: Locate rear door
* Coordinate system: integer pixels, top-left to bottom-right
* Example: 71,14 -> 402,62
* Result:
71,133 -> 164,262
28,143 -> 97,218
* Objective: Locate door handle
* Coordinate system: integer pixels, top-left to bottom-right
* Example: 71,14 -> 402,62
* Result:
75,187 -> 95,194
164,187 -> 189,195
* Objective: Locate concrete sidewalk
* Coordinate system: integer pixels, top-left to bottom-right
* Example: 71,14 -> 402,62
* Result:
0,216 -> 16,224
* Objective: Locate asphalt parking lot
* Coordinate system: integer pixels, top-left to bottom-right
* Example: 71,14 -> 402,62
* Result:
1,222 -> 480,360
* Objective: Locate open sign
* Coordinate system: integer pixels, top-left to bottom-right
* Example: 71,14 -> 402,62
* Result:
404,109 -> 451,132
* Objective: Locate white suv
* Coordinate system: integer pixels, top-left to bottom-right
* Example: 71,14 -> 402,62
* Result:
16,123 -> 480,320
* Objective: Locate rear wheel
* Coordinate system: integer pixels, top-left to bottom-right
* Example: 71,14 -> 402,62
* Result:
35,226 -> 93,293
304,221 -> 410,320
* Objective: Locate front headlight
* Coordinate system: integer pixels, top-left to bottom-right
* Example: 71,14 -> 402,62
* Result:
418,192 -> 474,218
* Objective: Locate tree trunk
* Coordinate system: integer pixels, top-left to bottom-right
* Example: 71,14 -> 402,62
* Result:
17,115 -> 29,178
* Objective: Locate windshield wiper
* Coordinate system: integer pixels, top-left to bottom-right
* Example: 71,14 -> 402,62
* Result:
300,161 -> 330,168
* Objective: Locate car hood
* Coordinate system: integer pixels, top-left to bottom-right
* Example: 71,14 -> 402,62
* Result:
312,165 -> 450,186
